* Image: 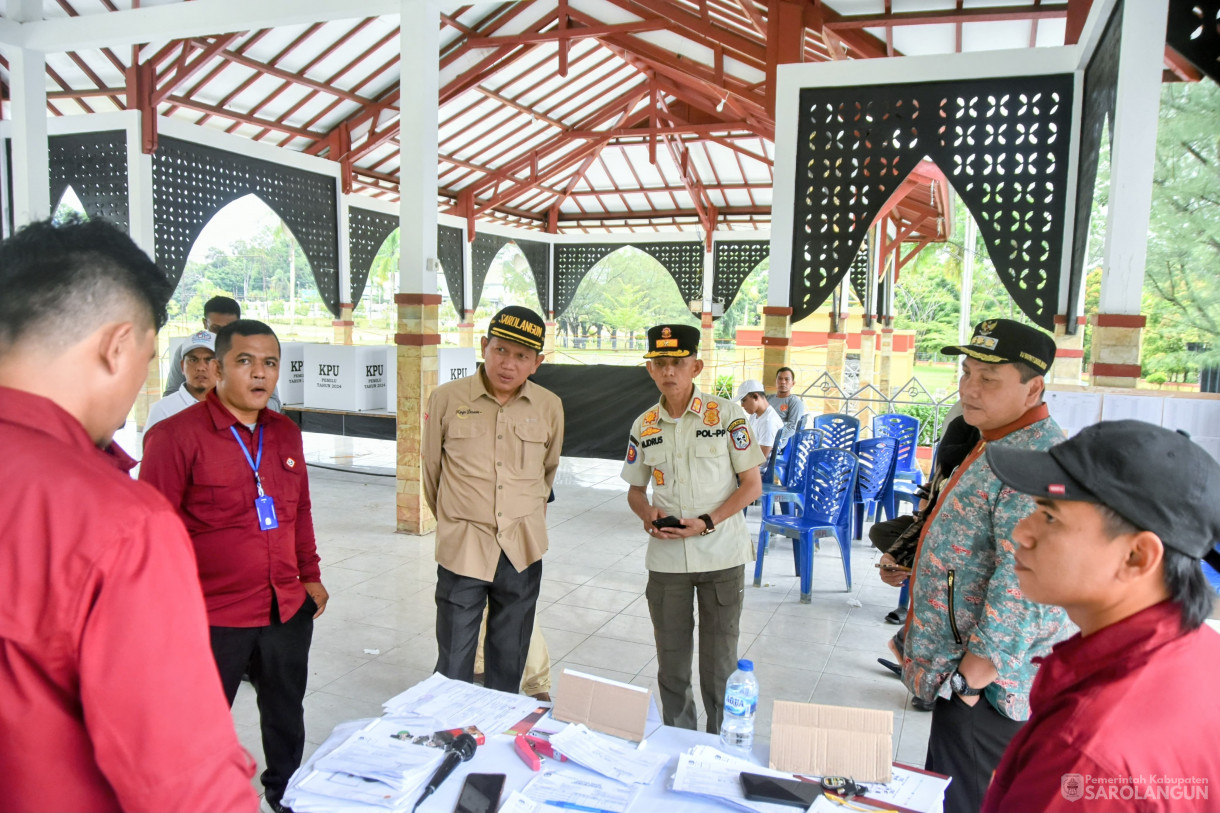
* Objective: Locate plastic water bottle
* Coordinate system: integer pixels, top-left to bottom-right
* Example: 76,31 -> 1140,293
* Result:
720,658 -> 759,757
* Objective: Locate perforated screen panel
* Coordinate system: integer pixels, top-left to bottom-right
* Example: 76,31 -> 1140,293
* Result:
515,238 -> 551,313
713,241 -> 769,313
50,131 -> 129,231
790,76 -> 1074,329
554,242 -> 705,317
348,208 -> 399,308
152,136 -> 340,314
1167,0 -> 1220,84
554,244 -> 617,317
471,232 -> 512,311
437,225 -> 464,312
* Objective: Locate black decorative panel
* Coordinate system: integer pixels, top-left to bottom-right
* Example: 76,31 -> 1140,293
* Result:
151,136 -> 340,315
634,242 -> 705,305
515,237 -> 550,313
1068,0 -> 1122,335
50,131 -> 129,231
471,232 -> 512,311
790,75 -> 1074,329
554,244 -> 617,317
713,240 -> 769,313
848,243 -> 871,307
437,224 -> 464,313
1167,0 -> 1220,84
348,207 -> 398,308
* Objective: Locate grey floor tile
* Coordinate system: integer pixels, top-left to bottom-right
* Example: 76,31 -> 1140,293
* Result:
536,626 -> 590,661
596,612 -> 657,645
564,636 -> 657,674
758,613 -> 843,645
834,621 -> 907,653
744,636 -> 834,672
535,603 -> 617,634
812,672 -> 910,714
555,584 -> 638,613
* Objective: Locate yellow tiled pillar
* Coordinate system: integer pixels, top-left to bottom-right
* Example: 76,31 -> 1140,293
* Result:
1089,314 -> 1144,387
877,326 -> 895,398
396,293 -> 440,534
1050,315 -> 1086,387
333,303 -> 354,345
544,317 -> 556,357
761,307 -> 792,390
824,332 -> 847,413
133,352 -> 162,430
858,328 -> 877,389
458,318 -> 476,349
699,311 -> 716,393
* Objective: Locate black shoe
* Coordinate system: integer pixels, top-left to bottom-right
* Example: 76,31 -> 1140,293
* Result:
911,696 -> 935,712
263,797 -> 293,813
877,658 -> 902,678
884,609 -> 905,624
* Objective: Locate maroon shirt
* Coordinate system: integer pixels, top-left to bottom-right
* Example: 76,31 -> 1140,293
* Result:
0,387 -> 257,812
141,389 -> 321,627
983,601 -> 1220,812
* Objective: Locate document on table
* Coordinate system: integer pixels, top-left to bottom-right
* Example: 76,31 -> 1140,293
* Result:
521,769 -> 642,813
858,764 -> 952,812
313,719 -> 443,790
671,746 -> 803,813
547,723 -> 669,785
382,672 -> 542,735
500,791 -> 541,813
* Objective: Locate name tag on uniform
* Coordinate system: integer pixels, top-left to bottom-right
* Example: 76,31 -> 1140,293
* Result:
255,495 -> 279,530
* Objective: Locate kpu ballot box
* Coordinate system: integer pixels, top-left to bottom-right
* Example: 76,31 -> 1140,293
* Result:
279,342 -> 307,405
304,345 -> 388,411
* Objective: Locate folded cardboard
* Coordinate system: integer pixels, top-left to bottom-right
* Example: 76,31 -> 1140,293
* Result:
552,669 -> 652,743
769,701 -> 893,783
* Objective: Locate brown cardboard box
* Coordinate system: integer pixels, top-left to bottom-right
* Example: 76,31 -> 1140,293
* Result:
552,669 -> 653,742
769,701 -> 893,783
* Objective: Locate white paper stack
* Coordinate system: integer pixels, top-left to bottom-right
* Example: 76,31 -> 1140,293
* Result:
382,672 -> 543,736
670,746 -> 804,813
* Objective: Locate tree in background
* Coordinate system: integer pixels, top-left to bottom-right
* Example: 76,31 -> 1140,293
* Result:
558,247 -> 698,344
716,260 -> 768,341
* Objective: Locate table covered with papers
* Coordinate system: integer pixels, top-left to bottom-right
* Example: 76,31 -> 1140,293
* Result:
284,673 -> 950,813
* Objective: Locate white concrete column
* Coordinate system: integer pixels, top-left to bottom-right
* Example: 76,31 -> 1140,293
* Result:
8,0 -> 50,226
1098,0 -> 1170,316
127,116 -> 161,428
336,189 -> 352,309
958,215 -> 976,343
396,0 -> 440,298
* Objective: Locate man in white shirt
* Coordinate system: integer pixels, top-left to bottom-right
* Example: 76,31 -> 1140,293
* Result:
737,378 -> 784,461
144,330 -> 217,436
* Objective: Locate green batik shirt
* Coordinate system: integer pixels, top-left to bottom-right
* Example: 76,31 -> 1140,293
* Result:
903,404 -> 1075,720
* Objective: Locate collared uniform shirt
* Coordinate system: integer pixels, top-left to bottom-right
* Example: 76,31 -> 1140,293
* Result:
903,404 -> 1073,719
423,371 -> 564,582
140,390 -> 321,627
144,382 -> 202,435
621,386 -> 764,573
0,387 -> 257,812
767,393 -> 806,434
983,601 -> 1220,812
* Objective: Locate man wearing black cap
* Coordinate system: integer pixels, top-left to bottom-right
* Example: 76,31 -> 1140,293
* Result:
981,421 -> 1220,812
423,306 -> 564,693
621,324 -> 763,732
900,318 -> 1073,813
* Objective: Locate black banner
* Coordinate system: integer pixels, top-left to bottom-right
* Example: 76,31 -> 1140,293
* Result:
530,364 -> 659,461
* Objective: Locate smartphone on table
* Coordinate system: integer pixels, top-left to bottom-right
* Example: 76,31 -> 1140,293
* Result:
740,772 -> 823,808
453,773 -> 506,813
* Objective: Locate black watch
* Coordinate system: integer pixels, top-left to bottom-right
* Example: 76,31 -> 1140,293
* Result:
950,670 -> 984,697
698,514 -> 715,535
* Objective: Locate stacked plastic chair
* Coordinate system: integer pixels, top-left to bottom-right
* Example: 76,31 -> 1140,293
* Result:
873,413 -> 922,484
851,435 -> 899,540
813,413 -> 861,451
756,447 -> 859,601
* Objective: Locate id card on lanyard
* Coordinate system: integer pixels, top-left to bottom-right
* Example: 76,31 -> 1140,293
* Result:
230,425 -> 279,530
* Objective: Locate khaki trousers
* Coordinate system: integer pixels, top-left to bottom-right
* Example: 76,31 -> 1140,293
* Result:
474,610 -> 552,695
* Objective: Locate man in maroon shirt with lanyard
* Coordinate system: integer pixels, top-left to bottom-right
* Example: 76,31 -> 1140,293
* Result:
982,421 -> 1220,812
0,217 -> 257,811
143,319 -> 328,813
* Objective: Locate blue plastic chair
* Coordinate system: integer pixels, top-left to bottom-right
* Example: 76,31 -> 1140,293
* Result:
757,448 -> 858,601
750,428 -> 822,547
851,436 -> 899,539
814,413 -> 860,451
873,413 -> 922,486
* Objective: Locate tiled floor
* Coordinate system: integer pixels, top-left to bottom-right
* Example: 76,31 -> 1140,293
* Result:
151,432 -> 930,798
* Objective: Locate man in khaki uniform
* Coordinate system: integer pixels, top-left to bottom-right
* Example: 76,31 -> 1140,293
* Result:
423,306 -> 564,693
622,324 -> 763,732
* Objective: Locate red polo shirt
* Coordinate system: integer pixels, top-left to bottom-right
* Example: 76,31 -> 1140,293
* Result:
0,387 -> 256,812
983,601 -> 1220,812
141,390 -> 321,627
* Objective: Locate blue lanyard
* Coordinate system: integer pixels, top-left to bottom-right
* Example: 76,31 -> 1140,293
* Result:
229,425 -> 265,497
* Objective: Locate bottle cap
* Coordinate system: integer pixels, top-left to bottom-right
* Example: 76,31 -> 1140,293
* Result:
737,659 -> 754,672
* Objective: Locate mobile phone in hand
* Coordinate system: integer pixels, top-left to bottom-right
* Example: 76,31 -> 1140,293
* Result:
875,562 -> 912,573
652,515 -> 686,529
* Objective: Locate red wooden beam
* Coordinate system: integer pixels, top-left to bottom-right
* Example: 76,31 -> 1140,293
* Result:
1164,46 -> 1203,82
1064,0 -> 1092,45
765,0 -> 805,116
153,35 -> 243,104
464,19 -> 666,48
824,5 -> 1067,30
598,0 -> 767,69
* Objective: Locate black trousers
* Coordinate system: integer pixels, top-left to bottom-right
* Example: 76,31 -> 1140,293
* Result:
210,597 -> 315,804
926,694 -> 1025,813
435,553 -> 542,694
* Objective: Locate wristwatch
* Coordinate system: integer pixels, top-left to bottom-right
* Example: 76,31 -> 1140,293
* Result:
949,670 -> 984,697
698,514 -> 716,535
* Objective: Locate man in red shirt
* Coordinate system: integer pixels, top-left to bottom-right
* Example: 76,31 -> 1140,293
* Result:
982,420 -> 1220,812
0,217 -> 257,811
142,319 -> 328,813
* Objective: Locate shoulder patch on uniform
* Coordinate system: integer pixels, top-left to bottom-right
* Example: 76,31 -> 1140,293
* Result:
691,397 -> 702,414
641,426 -> 661,437
626,440 -> 638,464
729,420 -> 751,451
644,408 -> 659,425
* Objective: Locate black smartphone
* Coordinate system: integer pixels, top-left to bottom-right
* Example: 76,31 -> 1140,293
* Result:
653,515 -> 686,529
453,773 -> 506,813
740,772 -> 823,808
